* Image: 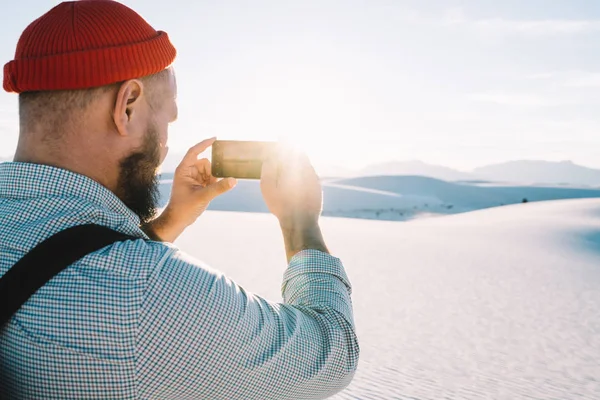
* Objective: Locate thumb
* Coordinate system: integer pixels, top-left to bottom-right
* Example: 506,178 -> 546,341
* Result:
261,157 -> 278,182
204,177 -> 237,200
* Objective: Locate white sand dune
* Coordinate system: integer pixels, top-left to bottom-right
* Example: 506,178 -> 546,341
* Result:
174,199 -> 600,399
159,175 -> 600,222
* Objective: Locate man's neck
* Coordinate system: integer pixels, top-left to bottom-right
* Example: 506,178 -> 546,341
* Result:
14,143 -> 119,194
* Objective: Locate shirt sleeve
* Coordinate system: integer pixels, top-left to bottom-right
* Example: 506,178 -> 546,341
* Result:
136,248 -> 359,400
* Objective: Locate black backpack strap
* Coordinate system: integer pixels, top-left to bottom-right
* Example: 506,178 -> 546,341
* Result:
0,224 -> 139,328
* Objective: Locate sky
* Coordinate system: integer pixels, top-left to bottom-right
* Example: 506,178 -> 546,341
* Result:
1,0 -> 600,171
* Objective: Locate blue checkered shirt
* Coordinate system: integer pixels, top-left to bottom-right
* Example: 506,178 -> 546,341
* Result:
0,162 -> 359,400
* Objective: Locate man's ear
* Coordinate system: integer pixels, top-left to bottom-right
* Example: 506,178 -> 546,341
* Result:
113,79 -> 144,137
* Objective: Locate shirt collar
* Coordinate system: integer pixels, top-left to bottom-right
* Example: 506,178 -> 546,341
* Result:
0,161 -> 142,227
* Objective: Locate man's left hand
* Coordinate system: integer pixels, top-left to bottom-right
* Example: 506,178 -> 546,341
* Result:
144,138 -> 237,242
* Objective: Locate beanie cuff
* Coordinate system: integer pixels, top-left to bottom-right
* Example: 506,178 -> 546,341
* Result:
3,31 -> 176,93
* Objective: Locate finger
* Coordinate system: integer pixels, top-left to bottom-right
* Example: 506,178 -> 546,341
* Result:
261,157 -> 279,189
298,153 -> 318,177
204,177 -> 237,200
193,158 -> 211,184
275,142 -> 295,163
180,137 -> 217,167
194,158 -> 218,185
281,150 -> 310,174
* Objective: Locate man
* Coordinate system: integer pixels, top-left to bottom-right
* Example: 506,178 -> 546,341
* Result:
0,1 -> 358,399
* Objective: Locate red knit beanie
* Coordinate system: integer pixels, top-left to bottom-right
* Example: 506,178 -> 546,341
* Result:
3,0 -> 177,93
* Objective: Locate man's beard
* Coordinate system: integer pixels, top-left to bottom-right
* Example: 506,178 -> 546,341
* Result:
116,125 -> 161,224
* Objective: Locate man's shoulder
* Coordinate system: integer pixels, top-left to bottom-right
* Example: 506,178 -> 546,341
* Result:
82,236 -> 178,280
90,237 -> 216,282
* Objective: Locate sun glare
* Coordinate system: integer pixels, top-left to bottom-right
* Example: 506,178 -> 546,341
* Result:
231,65 -> 363,168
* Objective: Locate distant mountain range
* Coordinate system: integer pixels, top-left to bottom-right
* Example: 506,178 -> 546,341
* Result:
160,149 -> 600,186
3,151 -> 600,187
355,160 -> 600,187
472,160 -> 600,186
359,160 -> 474,181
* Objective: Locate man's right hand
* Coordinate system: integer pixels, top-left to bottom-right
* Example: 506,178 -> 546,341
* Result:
260,147 -> 329,261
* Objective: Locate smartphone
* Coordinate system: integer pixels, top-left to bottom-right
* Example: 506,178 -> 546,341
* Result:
211,140 -> 278,179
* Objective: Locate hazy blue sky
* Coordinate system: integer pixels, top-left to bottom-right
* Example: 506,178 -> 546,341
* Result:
2,0 -> 600,170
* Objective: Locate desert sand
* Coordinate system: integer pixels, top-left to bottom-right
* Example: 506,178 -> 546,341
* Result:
171,198 -> 600,399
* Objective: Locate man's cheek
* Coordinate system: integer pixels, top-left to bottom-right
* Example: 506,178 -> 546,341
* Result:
161,129 -> 169,149
159,145 -> 169,164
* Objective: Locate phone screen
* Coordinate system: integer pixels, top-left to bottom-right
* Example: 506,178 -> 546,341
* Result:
212,140 -> 277,179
